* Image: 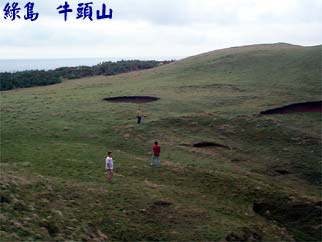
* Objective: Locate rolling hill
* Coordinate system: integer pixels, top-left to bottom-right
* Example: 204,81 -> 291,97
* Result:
1,43 -> 321,241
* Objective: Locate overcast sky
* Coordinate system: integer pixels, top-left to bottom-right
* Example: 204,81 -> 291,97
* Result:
0,0 -> 321,59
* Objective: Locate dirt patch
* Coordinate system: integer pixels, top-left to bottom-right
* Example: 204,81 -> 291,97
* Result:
40,221 -> 59,237
153,200 -> 172,206
144,179 -> 163,189
261,101 -> 321,115
225,227 -> 262,242
103,96 -> 159,103
274,169 -> 291,175
0,195 -> 10,204
253,200 -> 322,241
193,142 -> 229,149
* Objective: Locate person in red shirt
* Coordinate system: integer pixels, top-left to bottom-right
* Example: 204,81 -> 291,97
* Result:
151,141 -> 161,167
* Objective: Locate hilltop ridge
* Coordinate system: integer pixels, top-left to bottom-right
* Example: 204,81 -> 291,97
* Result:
1,43 -> 321,241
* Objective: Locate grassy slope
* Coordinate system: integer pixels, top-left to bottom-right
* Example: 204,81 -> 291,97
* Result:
1,43 -> 321,241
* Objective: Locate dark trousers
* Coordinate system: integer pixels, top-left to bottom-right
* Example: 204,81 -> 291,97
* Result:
137,116 -> 142,124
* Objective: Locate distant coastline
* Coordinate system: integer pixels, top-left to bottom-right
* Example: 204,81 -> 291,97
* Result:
0,57 -> 181,73
0,60 -> 174,91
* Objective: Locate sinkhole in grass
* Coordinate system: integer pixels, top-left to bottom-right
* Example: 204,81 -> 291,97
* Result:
103,96 -> 160,103
260,101 -> 321,115
193,142 -> 229,149
253,200 -> 322,241
275,169 -> 291,175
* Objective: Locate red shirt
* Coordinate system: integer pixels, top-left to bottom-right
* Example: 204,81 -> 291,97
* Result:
153,145 -> 160,156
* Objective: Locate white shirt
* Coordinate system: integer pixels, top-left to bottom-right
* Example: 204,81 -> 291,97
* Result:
105,156 -> 114,170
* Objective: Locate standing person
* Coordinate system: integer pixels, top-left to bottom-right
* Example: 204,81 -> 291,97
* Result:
105,152 -> 114,182
151,141 -> 161,167
136,108 -> 142,124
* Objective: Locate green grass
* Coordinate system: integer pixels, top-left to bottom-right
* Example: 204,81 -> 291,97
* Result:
1,43 -> 321,241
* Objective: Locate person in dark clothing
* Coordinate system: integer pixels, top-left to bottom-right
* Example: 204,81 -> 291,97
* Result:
136,108 -> 142,124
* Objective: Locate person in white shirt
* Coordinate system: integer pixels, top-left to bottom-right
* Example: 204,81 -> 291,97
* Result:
105,152 -> 114,181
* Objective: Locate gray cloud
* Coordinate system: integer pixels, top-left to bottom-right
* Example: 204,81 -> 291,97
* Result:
0,0 -> 321,59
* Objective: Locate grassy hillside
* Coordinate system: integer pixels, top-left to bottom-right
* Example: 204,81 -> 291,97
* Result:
1,43 -> 321,241
0,60 -> 171,91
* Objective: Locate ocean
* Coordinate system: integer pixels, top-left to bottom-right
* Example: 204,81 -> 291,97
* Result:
0,57 -> 178,73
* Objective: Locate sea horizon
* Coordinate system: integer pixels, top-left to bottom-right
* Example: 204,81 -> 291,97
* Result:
0,56 -> 181,73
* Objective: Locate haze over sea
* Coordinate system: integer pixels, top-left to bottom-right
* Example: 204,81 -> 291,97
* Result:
0,57 -> 179,72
